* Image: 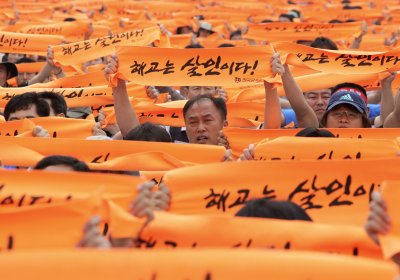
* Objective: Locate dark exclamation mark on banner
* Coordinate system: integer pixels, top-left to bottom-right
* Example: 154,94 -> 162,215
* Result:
250,60 -> 258,75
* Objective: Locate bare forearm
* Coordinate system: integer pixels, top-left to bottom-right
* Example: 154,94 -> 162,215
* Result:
263,82 -> 281,129
380,86 -> 395,124
28,63 -> 53,85
281,65 -> 318,127
113,79 -> 139,136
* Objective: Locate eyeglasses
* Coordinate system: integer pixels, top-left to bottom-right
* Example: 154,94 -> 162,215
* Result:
330,110 -> 361,120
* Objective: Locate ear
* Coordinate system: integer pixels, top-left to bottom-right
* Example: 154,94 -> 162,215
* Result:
223,120 -> 228,127
57,113 -> 66,118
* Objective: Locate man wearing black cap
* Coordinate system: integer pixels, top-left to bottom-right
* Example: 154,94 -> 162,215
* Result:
0,61 -> 18,87
320,91 -> 371,128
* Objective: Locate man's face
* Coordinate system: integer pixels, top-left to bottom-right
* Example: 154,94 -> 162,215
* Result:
185,99 -> 226,145
17,72 -> 36,86
304,89 -> 331,120
185,86 -> 216,99
0,65 -> 8,87
326,104 -> 363,128
8,104 -> 39,121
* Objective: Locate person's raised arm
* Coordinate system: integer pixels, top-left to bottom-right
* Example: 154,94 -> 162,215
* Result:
384,91 -> 400,128
273,54 -> 319,128
28,46 -> 64,85
263,54 -> 282,129
377,72 -> 396,127
104,55 -> 139,137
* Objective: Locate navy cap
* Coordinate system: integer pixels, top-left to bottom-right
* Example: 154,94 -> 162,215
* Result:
327,90 -> 368,114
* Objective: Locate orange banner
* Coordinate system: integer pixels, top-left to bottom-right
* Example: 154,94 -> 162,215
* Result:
223,128 -> 400,157
0,117 -> 95,139
253,137 -> 399,161
0,83 -> 150,108
274,42 -> 400,75
0,169 -> 144,238
380,180 -> 400,259
0,136 -> 226,169
28,70 -> 108,88
112,45 -> 274,87
15,62 -> 46,73
52,26 -> 161,68
0,249 -> 396,280
163,159 -> 400,225
0,194 -> 101,250
0,31 -> 64,56
245,22 -> 361,41
140,212 -> 381,258
2,20 -> 90,41
0,169 -> 143,210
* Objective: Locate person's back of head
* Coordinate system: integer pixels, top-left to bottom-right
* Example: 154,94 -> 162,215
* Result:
235,199 -> 312,221
4,92 -> 50,121
34,155 -> 90,172
38,91 -> 68,117
218,43 -> 235,48
185,43 -> 204,49
295,127 -> 336,137
310,36 -> 338,50
124,122 -> 172,142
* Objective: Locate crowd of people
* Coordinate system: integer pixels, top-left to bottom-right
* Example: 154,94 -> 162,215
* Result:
1,0 -> 400,278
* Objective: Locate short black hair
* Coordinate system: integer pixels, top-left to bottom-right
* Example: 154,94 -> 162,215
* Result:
183,94 -> 227,121
124,122 -> 172,142
218,43 -> 235,48
4,92 -> 50,121
185,43 -> 204,49
328,19 -> 344,24
63,17 -> 76,22
229,30 -> 242,40
38,91 -> 68,116
235,199 -> 312,221
310,36 -> 338,50
260,19 -> 273,23
34,155 -> 90,172
331,82 -> 367,99
295,127 -> 335,137
279,13 -> 295,22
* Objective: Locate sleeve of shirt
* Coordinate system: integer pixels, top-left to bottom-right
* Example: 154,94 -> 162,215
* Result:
368,104 -> 381,119
282,109 -> 298,126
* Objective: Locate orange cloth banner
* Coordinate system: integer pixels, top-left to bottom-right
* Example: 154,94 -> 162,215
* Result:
0,249 -> 395,280
163,159 -> 400,225
0,136 -> 226,169
2,20 -> 90,41
0,169 -> 144,238
0,194 -> 101,250
380,180 -> 400,259
245,22 -> 361,41
28,71 -> 108,88
0,31 -> 64,56
15,62 -> 45,73
0,117 -> 95,138
274,42 -> 400,75
140,212 -> 381,258
112,45 -> 274,87
52,26 -> 161,68
253,137 -> 399,161
0,169 -> 143,210
223,127 -> 400,157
